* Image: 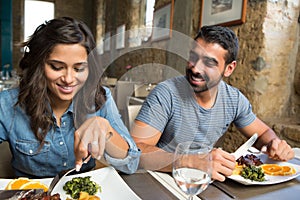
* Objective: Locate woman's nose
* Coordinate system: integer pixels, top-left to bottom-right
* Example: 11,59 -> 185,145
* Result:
61,69 -> 74,83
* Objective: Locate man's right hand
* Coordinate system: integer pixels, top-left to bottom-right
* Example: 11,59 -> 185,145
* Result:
211,148 -> 236,182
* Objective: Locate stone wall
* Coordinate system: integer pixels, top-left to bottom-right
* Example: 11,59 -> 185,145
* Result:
234,0 -> 299,119
222,0 -> 300,151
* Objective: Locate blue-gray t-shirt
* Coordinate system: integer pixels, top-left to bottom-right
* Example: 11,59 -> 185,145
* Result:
136,76 -> 256,152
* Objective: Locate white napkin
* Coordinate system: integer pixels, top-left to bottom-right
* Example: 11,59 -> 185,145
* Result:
147,171 -> 202,200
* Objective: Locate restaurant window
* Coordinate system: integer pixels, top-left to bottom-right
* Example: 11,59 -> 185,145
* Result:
24,0 -> 54,42
144,0 -> 155,39
145,0 -> 155,26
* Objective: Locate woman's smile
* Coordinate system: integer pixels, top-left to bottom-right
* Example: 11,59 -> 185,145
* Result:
57,83 -> 77,94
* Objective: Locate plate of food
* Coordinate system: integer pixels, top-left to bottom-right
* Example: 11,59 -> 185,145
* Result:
228,151 -> 300,185
0,166 -> 141,200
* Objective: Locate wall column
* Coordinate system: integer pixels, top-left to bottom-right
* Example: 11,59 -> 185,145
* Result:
0,0 -> 13,78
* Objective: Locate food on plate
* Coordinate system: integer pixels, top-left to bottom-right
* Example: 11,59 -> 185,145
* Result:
78,191 -> 100,200
63,176 -> 101,199
19,180 -> 49,191
19,191 -> 61,200
5,177 -> 48,191
232,163 -> 244,175
4,189 -> 61,200
5,177 -> 31,190
236,154 -> 263,166
233,154 -> 264,176
261,164 -> 296,176
233,153 -> 297,182
240,165 -> 265,182
233,154 -> 265,181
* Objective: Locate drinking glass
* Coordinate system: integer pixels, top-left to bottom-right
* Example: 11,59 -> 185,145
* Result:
172,141 -> 212,200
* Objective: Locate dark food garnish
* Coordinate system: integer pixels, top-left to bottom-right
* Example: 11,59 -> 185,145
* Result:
18,190 -> 61,200
236,154 -> 263,167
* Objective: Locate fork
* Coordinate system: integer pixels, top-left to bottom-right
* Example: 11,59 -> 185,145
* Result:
47,133 -> 113,195
47,154 -> 91,195
247,146 -> 267,154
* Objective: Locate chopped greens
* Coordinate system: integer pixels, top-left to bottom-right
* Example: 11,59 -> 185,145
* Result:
63,176 -> 101,199
241,165 -> 265,182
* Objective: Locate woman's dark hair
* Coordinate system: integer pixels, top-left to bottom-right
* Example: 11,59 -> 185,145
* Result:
195,25 -> 239,65
18,17 -> 106,143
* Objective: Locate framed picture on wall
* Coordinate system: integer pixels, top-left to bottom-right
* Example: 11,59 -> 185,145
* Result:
151,0 -> 174,42
200,0 -> 247,27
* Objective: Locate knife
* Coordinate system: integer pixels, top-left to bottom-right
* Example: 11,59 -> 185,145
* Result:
232,133 -> 258,160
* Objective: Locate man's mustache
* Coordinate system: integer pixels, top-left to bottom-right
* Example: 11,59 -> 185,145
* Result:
187,69 -> 209,81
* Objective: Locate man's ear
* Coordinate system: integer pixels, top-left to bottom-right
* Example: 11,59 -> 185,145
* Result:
224,61 -> 237,77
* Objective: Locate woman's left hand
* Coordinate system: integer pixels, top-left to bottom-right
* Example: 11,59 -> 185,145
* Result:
74,116 -> 111,171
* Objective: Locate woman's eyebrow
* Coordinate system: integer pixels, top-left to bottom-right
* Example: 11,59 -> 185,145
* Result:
46,60 -> 67,67
47,59 -> 64,64
47,59 -> 88,66
74,61 -> 88,66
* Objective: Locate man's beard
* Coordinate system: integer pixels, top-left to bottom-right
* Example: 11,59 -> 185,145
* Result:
186,68 -> 224,93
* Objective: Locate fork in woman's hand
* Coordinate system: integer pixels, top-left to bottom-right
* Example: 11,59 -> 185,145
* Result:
47,154 -> 91,195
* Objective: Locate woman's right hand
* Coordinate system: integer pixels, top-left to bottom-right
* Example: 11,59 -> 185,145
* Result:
74,116 -> 111,171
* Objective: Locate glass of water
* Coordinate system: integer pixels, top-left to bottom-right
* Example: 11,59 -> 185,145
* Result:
172,141 -> 212,200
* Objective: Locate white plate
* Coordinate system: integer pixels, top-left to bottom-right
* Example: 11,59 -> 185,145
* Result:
0,166 -> 141,200
293,147 -> 300,160
228,152 -> 300,185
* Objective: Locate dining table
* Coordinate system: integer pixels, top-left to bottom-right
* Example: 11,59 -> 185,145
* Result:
1,149 -> 299,200
120,156 -> 300,200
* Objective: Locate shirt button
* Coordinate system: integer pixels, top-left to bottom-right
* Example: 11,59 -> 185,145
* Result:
60,141 -> 64,145
63,121 -> 66,126
29,150 -> 33,154
63,162 -> 67,166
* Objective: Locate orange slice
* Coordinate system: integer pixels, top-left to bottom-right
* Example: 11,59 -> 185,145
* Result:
261,164 -> 296,176
261,164 -> 282,175
19,181 -> 48,192
281,166 -> 296,175
5,177 -> 30,190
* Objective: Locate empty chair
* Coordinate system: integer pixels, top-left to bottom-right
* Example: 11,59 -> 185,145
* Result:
127,104 -> 142,131
133,83 -> 156,98
0,141 -> 15,178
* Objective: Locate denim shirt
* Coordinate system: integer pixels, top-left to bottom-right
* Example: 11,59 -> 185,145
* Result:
0,87 -> 140,178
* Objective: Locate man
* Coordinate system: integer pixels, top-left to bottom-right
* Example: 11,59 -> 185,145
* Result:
130,25 -> 294,182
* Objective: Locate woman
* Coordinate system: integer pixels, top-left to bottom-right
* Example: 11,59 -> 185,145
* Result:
0,17 -> 140,178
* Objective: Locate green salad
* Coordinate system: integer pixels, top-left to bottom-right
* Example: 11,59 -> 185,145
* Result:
241,165 -> 265,182
63,176 -> 101,199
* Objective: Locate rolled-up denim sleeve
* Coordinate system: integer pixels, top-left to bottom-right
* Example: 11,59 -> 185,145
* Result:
104,135 -> 140,174
99,87 -> 140,174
